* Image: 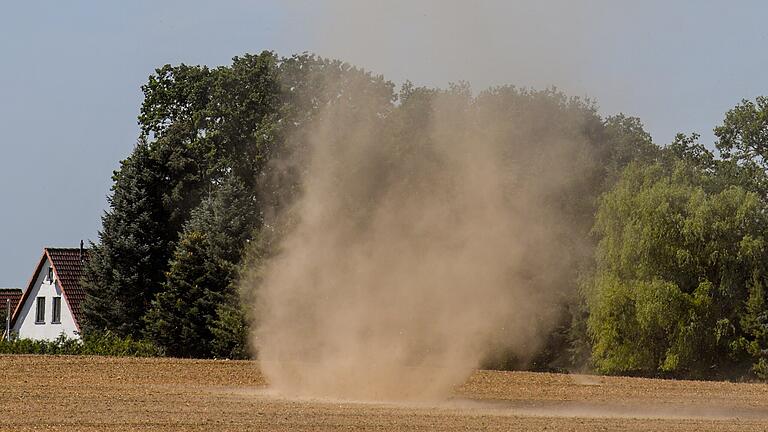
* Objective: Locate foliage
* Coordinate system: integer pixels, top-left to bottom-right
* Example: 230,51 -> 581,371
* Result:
83,52 -> 392,346
144,176 -> 260,358
715,96 -> 768,171
601,114 -> 661,185
715,96 -> 768,197
587,161 -> 768,377
79,49 -> 768,377
83,52 -> 283,340
0,332 -> 163,357
209,302 -> 250,360
82,141 -> 172,337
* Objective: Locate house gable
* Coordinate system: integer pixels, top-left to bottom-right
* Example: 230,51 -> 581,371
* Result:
11,248 -> 89,341
12,256 -> 79,340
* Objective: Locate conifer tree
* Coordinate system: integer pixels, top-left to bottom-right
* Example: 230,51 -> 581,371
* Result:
82,141 -> 172,336
144,177 -> 259,357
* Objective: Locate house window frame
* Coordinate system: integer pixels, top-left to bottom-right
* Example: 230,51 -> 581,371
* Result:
51,297 -> 61,324
48,267 -> 54,283
35,297 -> 45,324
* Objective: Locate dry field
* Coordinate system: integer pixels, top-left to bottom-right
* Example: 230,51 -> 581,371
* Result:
1,355 -> 767,431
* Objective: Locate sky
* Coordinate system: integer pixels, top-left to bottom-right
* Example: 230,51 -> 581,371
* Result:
1,1 -> 767,288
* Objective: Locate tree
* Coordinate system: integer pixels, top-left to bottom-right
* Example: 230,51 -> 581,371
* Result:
587,161 -> 768,377
84,53 -> 284,340
602,114 -> 660,185
138,53 -> 398,357
208,53 -> 282,184
663,133 -> 715,172
739,275 -> 768,378
209,301 -> 250,360
83,63 -> 220,338
715,96 -> 768,171
143,231 -> 221,357
134,52 -> 282,240
138,63 -> 219,233
714,97 -> 768,197
144,177 -> 260,357
82,141 -> 172,337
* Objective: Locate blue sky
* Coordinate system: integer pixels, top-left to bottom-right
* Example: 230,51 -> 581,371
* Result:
1,1 -> 767,287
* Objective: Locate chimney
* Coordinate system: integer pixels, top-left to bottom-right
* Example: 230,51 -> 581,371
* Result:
79,240 -> 84,262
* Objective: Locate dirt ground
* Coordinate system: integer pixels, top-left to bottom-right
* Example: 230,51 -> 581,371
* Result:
1,355 -> 767,431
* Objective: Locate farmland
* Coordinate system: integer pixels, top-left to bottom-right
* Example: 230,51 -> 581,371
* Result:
1,355 -> 767,431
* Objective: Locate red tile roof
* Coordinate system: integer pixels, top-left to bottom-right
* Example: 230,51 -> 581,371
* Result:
11,247 -> 90,330
0,288 -> 22,317
47,248 -> 90,328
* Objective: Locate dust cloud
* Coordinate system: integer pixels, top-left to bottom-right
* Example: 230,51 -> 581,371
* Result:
251,81 -> 599,401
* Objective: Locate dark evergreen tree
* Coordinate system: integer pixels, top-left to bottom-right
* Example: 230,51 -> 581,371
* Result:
209,301 -> 250,360
82,141 -> 172,337
143,231 -> 220,357
144,177 -> 260,357
83,52 -> 283,340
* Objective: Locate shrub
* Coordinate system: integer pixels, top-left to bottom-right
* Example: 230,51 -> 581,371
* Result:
0,331 -> 164,357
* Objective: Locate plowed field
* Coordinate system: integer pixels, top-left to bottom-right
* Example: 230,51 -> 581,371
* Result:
1,355 -> 767,431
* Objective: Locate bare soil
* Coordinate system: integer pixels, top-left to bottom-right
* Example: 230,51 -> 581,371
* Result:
1,355 -> 767,431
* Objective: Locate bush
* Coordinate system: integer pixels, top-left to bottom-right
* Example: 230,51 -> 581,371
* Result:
0,331 -> 164,357
210,303 -> 250,360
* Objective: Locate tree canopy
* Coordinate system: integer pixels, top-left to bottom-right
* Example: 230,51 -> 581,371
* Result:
81,51 -> 768,379
587,161 -> 768,377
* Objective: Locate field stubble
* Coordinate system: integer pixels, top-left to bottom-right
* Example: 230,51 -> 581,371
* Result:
1,355 -> 767,431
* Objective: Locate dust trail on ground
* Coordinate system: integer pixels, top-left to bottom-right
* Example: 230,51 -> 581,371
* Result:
207,385 -> 768,421
442,398 -> 768,421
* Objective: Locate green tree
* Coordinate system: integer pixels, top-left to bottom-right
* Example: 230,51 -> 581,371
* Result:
84,52 -> 284,339
138,63 -> 219,233
715,96 -> 768,171
144,177 -> 260,358
602,114 -> 660,184
587,161 -> 768,377
663,133 -> 716,172
739,275 -> 768,378
208,53 -> 282,182
83,62 -> 221,338
82,141 -> 172,337
143,231 -> 220,357
209,302 -> 250,359
714,97 -> 768,197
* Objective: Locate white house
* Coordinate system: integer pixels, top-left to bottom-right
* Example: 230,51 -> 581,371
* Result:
11,246 -> 89,341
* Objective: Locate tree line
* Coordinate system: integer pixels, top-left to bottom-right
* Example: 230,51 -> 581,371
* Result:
80,51 -> 768,380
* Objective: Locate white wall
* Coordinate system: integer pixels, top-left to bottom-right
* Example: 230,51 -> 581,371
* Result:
13,258 -> 80,340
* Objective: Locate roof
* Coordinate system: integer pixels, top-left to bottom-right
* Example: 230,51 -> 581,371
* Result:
11,247 -> 90,330
0,288 -> 22,316
47,248 -> 90,328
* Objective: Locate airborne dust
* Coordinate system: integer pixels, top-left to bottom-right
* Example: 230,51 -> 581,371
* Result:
248,75 -> 600,400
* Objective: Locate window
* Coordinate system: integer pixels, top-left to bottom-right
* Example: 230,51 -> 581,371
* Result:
48,267 -> 54,283
52,297 -> 61,324
35,297 -> 45,323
